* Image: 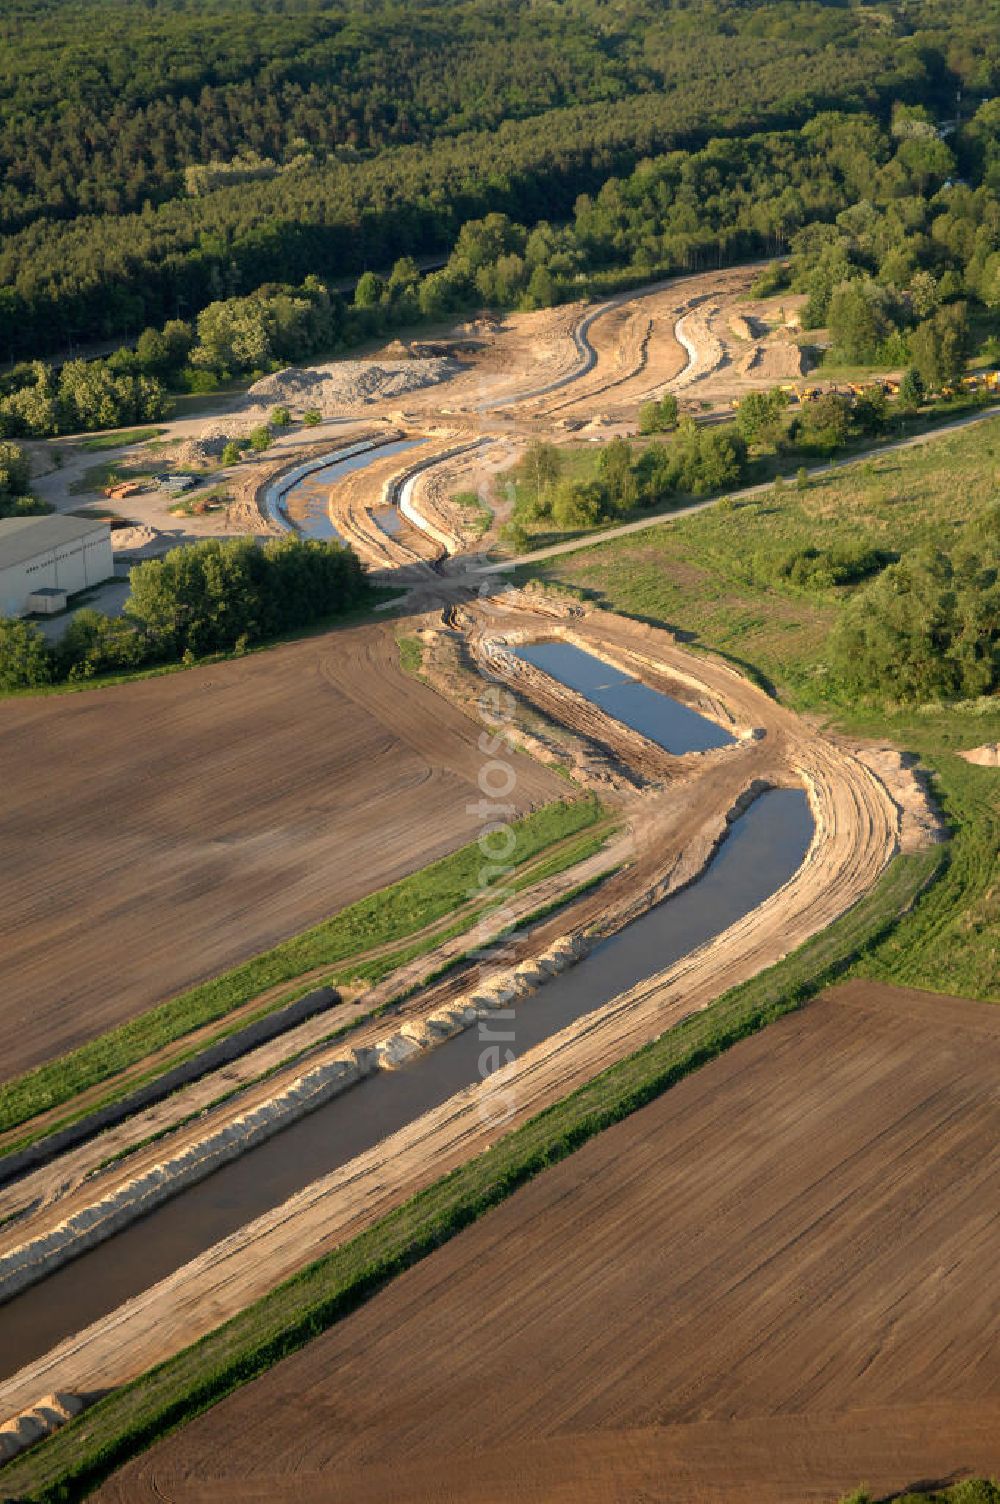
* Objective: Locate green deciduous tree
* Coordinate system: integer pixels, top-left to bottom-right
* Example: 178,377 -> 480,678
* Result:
519,441 -> 562,518
736,387 -> 787,447
551,480 -> 605,530
909,303 -> 971,391
0,618 -> 52,690
639,392 -> 679,433
827,279 -> 893,363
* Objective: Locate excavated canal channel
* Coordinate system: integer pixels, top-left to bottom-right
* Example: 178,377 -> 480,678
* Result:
0,788 -> 811,1380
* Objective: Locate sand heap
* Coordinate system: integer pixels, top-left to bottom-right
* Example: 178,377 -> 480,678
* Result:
740,338 -> 807,380
247,358 -> 460,413
110,523 -> 159,553
170,429 -> 254,467
959,742 -> 1000,766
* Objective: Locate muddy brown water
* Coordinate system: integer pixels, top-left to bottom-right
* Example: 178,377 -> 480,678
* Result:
0,790 -> 811,1381
515,640 -> 735,754
268,438 -> 423,539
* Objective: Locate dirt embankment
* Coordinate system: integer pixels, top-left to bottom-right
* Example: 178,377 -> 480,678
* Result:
960,742 -> 1000,766
245,358 -> 462,418
97,981 -> 1000,1504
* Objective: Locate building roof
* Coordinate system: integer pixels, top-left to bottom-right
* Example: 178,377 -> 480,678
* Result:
0,514 -> 110,571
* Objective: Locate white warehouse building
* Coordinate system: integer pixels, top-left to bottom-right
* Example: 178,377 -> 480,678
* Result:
0,515 -> 114,618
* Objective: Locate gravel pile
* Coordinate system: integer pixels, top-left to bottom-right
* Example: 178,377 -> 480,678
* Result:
247,358 -> 460,411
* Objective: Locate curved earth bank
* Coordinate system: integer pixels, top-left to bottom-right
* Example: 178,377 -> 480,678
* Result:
0,598 -> 939,1455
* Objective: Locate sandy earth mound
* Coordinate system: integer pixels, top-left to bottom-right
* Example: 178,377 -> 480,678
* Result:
110,524 -> 158,553
740,339 -> 807,380
960,742 -> 1000,766
248,358 -> 460,412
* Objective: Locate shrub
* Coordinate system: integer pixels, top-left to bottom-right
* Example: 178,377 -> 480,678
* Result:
0,617 -> 53,690
769,543 -> 893,590
830,527 -> 1000,703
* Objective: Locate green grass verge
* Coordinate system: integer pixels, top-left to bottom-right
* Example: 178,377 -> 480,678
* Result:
346,824 -> 617,987
0,797 -> 603,1142
840,1483 -> 1000,1504
839,708 -> 1000,1003
395,633 -> 425,677
68,458 -> 159,495
0,847 -> 935,1502
76,428 -> 165,452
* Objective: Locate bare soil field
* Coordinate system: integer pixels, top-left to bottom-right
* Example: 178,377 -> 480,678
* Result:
0,621 -> 564,1079
99,980 -> 1000,1504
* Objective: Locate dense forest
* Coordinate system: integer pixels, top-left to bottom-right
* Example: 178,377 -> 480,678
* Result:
3,94 -> 998,440
2,0 -> 1000,360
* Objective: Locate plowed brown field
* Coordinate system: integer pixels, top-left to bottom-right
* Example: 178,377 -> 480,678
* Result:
0,622 -> 564,1079
100,981 -> 1000,1504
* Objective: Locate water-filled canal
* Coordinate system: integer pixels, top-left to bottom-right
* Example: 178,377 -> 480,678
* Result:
515,640 -> 735,754
263,438 -> 423,539
0,788 -> 812,1380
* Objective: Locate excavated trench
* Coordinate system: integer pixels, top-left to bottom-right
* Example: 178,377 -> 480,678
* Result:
514,640 -> 736,754
265,438 -> 423,539
0,787 -> 812,1382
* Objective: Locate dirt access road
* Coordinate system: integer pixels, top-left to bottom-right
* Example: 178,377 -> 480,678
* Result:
0,621 -> 564,1079
98,981 -> 1000,1504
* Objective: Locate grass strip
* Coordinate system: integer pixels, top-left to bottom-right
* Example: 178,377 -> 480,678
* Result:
0,797 -> 602,1141
840,1484 -> 1000,1504
0,847 -> 938,1502
75,429 -> 165,452
86,847 -> 622,1182
347,825 -> 616,985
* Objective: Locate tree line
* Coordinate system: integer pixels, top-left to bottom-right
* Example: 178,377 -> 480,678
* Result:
6,94 -> 998,441
0,535 -> 369,690
2,0 -> 946,241
0,0 -> 972,361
